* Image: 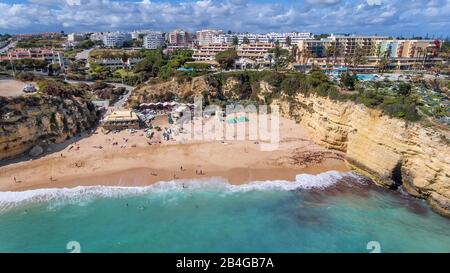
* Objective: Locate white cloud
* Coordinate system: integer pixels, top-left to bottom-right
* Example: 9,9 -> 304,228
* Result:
366,0 -> 382,6
0,0 -> 448,36
305,0 -> 341,5
66,0 -> 81,5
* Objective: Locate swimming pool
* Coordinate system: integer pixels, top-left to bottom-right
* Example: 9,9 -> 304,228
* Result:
356,74 -> 379,81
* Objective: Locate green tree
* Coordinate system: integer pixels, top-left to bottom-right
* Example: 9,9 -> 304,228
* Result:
340,72 -> 358,90
398,82 -> 412,96
48,64 -> 54,76
285,36 -> 291,46
242,36 -> 250,44
215,48 -> 238,70
232,36 -> 239,46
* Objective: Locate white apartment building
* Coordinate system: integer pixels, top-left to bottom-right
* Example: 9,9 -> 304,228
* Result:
196,29 -> 223,45
131,30 -> 161,40
90,32 -> 104,41
212,35 -> 234,44
67,33 -> 86,42
237,34 -> 270,44
211,32 -> 313,46
102,32 -> 133,48
143,33 -> 165,49
267,32 -> 313,44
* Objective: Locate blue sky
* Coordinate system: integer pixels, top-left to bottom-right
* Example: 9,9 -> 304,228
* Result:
0,0 -> 449,37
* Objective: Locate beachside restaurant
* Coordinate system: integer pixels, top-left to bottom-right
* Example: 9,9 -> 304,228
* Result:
101,110 -> 140,131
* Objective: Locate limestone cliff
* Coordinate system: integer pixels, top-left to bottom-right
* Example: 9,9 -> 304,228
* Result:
280,94 -> 450,217
0,94 -> 99,160
128,74 -> 450,216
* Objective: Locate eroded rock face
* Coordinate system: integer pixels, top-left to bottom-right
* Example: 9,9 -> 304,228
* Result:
280,94 -> 450,217
28,145 -> 43,157
126,75 -> 450,216
0,95 -> 99,160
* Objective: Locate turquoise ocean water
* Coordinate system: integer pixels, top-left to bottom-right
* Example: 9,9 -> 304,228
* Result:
0,171 -> 449,253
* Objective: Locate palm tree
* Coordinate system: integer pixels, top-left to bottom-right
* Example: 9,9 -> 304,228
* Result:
352,45 -> 367,68
324,44 -> 333,71
378,52 -> 390,73
290,44 -> 299,62
415,47 -> 423,71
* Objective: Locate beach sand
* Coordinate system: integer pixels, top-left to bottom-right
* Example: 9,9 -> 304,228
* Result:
0,116 -> 348,191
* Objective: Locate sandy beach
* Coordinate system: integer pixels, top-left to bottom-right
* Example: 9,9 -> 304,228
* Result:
0,116 -> 348,191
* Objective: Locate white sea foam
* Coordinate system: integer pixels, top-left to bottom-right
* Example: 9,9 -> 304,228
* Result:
0,171 -> 364,212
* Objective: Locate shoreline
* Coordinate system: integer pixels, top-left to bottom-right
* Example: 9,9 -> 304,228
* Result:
7,161 -> 348,192
0,116 -> 349,192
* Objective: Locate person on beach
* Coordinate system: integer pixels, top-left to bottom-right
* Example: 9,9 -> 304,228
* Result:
13,177 -> 16,183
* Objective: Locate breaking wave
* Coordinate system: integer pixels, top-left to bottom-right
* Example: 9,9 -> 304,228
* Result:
0,171 -> 365,212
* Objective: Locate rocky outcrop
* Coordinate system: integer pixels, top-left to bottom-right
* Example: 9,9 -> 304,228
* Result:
280,94 -> 450,217
0,94 -> 99,160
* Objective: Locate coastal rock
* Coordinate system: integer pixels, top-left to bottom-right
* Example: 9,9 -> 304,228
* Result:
127,74 -> 450,217
28,145 -> 44,157
281,94 -> 450,217
0,94 -> 99,160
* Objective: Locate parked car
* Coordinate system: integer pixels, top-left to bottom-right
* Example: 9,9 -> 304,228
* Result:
23,84 -> 36,93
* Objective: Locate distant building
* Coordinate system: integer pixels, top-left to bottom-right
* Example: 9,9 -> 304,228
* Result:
90,32 -> 104,42
168,29 -> 190,46
196,29 -> 223,46
237,42 -> 272,63
210,32 -> 313,46
192,42 -> 272,64
143,33 -> 165,49
67,33 -> 85,42
91,57 -> 144,69
102,32 -> 132,48
192,44 -> 233,61
2,48 -> 60,62
212,34 -> 235,44
295,34 -> 443,70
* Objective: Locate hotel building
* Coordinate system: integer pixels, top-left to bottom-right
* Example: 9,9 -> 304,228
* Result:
295,35 -> 442,70
67,33 -> 86,42
102,32 -> 133,48
237,42 -> 273,62
192,44 -> 233,61
168,29 -> 190,46
143,32 -> 165,49
192,42 -> 272,64
196,29 -> 224,46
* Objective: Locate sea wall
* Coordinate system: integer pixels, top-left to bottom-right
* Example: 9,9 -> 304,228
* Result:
0,94 -> 99,160
280,94 -> 450,217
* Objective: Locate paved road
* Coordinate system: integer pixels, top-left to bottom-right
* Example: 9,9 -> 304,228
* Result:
66,80 -> 134,110
0,40 -> 16,54
75,49 -> 93,61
